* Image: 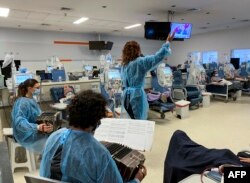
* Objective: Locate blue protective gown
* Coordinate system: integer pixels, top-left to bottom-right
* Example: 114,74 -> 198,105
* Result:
121,42 -> 172,119
11,97 -> 49,152
40,128 -> 139,183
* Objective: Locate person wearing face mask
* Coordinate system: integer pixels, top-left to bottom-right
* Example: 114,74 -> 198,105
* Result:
11,79 -> 53,152
121,32 -> 175,120
40,90 -> 147,183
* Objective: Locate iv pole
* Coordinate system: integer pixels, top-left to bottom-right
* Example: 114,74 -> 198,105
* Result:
2,52 -> 16,97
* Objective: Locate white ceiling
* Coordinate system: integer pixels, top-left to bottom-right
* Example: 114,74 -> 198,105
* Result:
0,0 -> 250,37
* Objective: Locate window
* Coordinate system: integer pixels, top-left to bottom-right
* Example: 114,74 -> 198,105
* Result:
231,49 -> 250,63
202,51 -> 218,64
188,51 -> 201,62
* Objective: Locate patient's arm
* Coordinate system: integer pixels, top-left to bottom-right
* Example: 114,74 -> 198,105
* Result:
239,157 -> 250,163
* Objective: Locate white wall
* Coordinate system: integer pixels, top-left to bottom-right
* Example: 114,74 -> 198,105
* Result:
169,25 -> 250,65
0,28 -> 163,73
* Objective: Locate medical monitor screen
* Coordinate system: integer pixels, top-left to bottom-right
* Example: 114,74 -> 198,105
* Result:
108,70 -> 121,80
84,65 -> 93,71
15,73 -> 33,86
47,66 -> 53,73
163,67 -> 172,75
171,22 -> 192,39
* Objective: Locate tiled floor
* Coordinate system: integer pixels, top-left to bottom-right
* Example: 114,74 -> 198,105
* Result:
1,96 -> 250,183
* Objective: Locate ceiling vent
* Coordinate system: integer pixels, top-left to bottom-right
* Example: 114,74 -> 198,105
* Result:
186,8 -> 201,12
41,23 -> 51,26
60,7 -> 72,11
240,19 -> 250,22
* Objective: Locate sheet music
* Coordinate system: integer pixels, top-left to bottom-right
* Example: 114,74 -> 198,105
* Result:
94,118 -> 155,151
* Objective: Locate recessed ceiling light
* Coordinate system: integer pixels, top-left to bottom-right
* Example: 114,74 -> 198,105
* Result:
73,17 -> 89,24
232,17 -> 236,20
147,13 -> 151,15
206,12 -> 210,15
0,7 -> 10,17
124,24 -> 141,29
171,5 -> 176,8
206,22 -> 210,25
18,25 -> 21,27
181,18 -> 185,21
102,6 -> 107,8
200,26 -> 207,29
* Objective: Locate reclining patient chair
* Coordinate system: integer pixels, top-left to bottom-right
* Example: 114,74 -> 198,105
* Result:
147,64 -> 175,119
148,70 -> 175,119
206,63 -> 242,101
49,86 -> 75,121
100,84 -> 115,116
172,70 -> 202,108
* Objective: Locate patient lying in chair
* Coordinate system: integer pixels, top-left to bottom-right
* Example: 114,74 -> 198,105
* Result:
59,85 -> 75,104
211,70 -> 232,85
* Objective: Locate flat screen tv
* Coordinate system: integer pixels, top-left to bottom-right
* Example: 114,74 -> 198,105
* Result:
144,22 -> 171,40
230,58 -> 240,69
89,41 -> 105,50
170,22 -> 192,39
144,22 -> 191,40
105,41 -> 113,50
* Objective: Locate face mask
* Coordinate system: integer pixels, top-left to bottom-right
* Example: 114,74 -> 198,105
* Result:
33,88 -> 40,96
215,74 -> 219,77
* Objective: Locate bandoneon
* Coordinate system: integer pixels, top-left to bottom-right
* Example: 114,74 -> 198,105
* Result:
101,141 -> 145,181
36,111 -> 62,131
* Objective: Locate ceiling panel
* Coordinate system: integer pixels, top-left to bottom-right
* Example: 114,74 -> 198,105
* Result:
27,12 -> 49,21
0,0 -> 250,37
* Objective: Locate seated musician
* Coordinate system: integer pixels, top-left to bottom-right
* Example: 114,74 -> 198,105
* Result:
164,130 -> 250,183
40,90 -> 146,183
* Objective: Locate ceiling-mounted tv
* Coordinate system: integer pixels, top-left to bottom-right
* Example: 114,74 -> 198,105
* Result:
144,21 -> 192,40
89,41 -> 113,50
105,41 -> 113,50
170,22 -> 192,39
89,41 -> 105,50
144,22 -> 171,40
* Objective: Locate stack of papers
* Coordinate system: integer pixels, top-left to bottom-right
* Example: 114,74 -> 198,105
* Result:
94,118 -> 155,151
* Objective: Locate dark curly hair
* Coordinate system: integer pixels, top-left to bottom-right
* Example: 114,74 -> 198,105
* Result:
122,41 -> 141,65
68,90 -> 107,130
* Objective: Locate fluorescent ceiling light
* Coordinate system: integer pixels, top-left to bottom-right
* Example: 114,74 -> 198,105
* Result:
124,24 -> 141,29
73,17 -> 89,24
0,7 -> 10,17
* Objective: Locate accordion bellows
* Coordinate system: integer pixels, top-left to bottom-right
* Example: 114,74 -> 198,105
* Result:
101,141 -> 145,181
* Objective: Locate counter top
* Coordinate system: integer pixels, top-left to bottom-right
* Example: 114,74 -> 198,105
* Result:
41,79 -> 100,86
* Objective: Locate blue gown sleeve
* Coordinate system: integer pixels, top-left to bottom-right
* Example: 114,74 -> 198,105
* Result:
139,42 -> 171,72
13,100 -> 38,133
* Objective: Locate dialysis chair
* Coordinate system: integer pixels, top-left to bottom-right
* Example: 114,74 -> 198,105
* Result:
239,62 -> 250,93
147,70 -> 175,119
49,86 -> 75,122
206,65 -> 242,101
100,84 -> 115,116
172,70 -> 202,108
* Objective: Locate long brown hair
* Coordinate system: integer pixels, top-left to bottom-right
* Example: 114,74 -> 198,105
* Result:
17,79 -> 38,98
122,41 -> 141,65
